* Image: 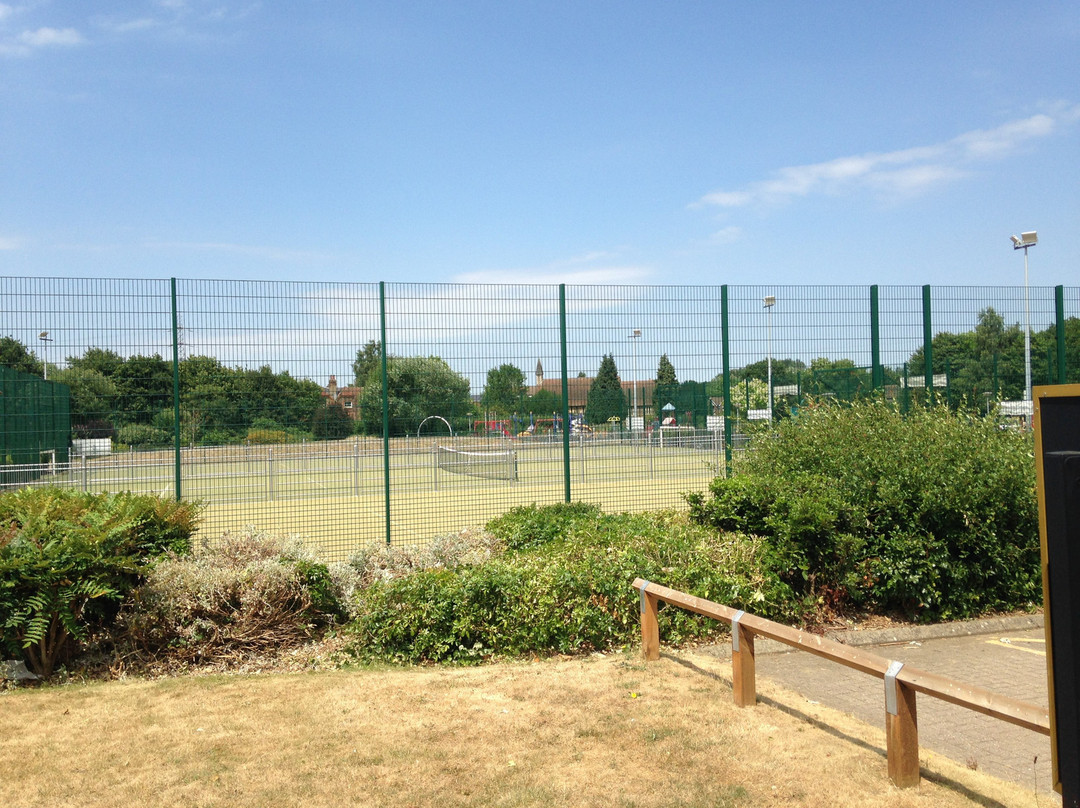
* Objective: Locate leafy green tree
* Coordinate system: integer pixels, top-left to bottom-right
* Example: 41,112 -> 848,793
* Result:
733,377 -> 768,414
359,356 -> 473,437
526,387 -> 561,417
179,355 -> 244,443
1041,317 -> 1080,384
237,366 -> 324,435
352,340 -> 382,388
586,354 -> 626,426
67,348 -> 124,378
907,308 -> 1025,404
312,402 -> 354,440
735,357 -> 806,385
51,365 -> 117,428
0,336 -> 42,376
482,364 -> 526,417
113,354 -> 173,425
803,357 -> 872,401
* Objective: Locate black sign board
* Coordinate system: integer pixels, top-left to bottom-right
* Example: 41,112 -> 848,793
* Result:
1035,385 -> 1080,805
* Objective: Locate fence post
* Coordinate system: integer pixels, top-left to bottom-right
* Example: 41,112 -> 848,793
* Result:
267,446 -> 274,501
559,284 -> 571,503
1056,285 -> 1067,384
353,439 -> 360,495
721,285 -> 732,477
380,281 -> 391,547
922,285 -> 933,403
885,662 -> 920,787
170,278 -> 182,501
639,582 -> 659,661
731,610 -> 757,708
870,285 -> 883,392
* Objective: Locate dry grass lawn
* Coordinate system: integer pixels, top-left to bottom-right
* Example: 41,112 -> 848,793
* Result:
0,650 -> 1050,808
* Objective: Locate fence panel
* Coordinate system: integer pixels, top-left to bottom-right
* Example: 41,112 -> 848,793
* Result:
1,277 -> 1078,560
374,283 -> 566,545
175,279 -> 382,557
565,286 -> 726,514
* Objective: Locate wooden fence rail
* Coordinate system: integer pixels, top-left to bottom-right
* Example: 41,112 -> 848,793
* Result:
633,578 -> 1050,788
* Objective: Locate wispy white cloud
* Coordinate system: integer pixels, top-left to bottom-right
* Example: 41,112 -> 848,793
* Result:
454,250 -> 653,286
696,106 -> 1080,209
0,235 -> 21,250
20,26 -> 82,47
704,226 -> 742,246
104,17 -> 158,34
455,266 -> 652,286
0,24 -> 84,56
95,3 -> 259,41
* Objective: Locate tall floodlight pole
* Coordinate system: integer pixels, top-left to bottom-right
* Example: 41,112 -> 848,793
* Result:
1010,231 -> 1038,423
763,296 -> 776,420
628,329 -> 642,430
38,331 -> 52,380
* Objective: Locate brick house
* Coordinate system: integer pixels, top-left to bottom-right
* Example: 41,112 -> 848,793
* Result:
322,375 -> 361,420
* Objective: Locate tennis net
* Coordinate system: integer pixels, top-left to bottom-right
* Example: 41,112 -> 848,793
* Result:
435,445 -> 518,482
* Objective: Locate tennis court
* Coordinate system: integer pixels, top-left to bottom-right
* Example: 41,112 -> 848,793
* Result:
29,433 -> 723,560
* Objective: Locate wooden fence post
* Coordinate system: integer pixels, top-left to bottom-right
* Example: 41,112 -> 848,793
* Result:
731,610 -> 757,707
885,662 -> 920,787
639,582 -> 660,661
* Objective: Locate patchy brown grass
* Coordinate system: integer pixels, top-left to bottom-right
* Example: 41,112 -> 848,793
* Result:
0,650 -> 1047,808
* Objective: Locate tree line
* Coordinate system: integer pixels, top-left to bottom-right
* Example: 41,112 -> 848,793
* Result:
3,306 -> 1078,447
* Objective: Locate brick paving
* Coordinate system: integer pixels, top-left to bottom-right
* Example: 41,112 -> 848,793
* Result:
739,622 -> 1057,796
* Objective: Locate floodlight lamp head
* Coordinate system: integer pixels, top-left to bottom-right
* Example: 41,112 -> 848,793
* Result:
1011,231 -> 1037,250
763,295 -> 776,308
631,329 -> 641,338
38,331 -> 49,340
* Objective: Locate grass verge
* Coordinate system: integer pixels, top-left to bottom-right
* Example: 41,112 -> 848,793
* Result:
0,650 -> 1047,808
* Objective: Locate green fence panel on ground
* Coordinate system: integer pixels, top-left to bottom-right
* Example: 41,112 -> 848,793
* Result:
1,276 -> 1078,559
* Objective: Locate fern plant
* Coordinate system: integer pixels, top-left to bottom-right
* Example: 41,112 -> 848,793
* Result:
0,488 -> 200,677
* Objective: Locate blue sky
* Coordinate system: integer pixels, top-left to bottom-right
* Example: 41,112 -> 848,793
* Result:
1,1 -> 1077,288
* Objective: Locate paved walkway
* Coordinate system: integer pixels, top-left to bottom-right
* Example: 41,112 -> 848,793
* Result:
705,616 -> 1058,797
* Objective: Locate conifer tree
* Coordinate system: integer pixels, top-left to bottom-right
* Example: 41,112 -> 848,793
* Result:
586,354 -> 627,425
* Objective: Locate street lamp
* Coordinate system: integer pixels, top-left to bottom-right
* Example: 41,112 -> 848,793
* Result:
763,296 -> 776,420
1010,231 -> 1037,419
38,331 -> 52,380
628,329 -> 642,430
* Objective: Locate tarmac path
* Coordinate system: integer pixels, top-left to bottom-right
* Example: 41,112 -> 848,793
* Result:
707,615 -> 1058,798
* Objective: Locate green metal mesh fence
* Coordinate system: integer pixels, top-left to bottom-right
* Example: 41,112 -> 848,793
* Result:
2,276 -> 1077,560
0,365 -> 70,486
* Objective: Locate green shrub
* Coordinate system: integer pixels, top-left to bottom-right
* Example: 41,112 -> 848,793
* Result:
245,428 -> 291,445
485,502 -> 604,551
346,506 -> 795,664
347,528 -> 502,591
115,423 -> 170,448
0,488 -> 200,677
687,400 -> 1039,620
123,528 -> 344,663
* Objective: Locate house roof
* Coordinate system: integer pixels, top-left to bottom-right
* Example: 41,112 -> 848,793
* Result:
526,377 -> 657,409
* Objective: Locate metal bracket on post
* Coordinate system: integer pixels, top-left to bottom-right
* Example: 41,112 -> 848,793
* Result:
639,581 -> 651,614
885,660 -> 905,715
731,610 -> 746,652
